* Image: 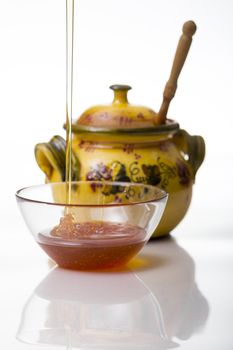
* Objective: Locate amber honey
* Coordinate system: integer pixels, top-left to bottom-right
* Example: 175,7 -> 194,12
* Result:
38,218 -> 145,270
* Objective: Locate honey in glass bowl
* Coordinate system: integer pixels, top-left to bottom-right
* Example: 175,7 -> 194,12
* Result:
16,181 -> 168,270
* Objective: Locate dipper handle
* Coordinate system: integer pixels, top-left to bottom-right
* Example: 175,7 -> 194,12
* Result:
157,21 -> 197,124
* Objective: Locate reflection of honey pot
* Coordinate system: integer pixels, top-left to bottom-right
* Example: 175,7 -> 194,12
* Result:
35,20 -> 205,238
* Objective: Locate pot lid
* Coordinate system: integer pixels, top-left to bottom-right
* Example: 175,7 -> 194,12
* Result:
77,84 -> 160,129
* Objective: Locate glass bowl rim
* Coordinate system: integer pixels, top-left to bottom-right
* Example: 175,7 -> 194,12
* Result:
15,181 -> 168,208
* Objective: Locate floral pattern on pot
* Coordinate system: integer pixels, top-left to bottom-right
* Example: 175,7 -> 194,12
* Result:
86,158 -> 191,193
176,159 -> 191,186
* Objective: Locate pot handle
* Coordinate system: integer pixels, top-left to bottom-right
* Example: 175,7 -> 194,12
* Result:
34,135 -> 80,182
173,129 -> 205,178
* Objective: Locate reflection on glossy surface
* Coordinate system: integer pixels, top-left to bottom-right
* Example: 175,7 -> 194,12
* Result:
17,238 -> 209,349
134,238 -> 209,341
17,269 -> 176,349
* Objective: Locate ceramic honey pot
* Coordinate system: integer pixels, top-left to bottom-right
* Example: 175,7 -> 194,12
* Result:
35,21 -> 205,238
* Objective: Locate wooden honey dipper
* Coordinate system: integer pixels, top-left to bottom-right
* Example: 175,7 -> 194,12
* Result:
156,20 -> 197,124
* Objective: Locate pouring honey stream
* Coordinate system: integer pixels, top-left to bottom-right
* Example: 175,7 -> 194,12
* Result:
65,0 -> 74,206
65,0 -> 106,213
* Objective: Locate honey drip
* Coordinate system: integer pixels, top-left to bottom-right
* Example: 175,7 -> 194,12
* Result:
65,0 -> 104,213
65,0 -> 74,204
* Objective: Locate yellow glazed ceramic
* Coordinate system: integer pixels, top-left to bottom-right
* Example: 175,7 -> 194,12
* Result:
35,84 -> 205,238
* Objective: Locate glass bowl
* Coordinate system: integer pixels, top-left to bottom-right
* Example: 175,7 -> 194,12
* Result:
16,181 -> 168,270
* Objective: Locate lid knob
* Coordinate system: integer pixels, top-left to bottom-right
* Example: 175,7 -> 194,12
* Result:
110,84 -> 132,104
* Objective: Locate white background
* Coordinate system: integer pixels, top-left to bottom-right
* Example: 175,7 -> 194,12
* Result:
0,1 -> 233,349
0,0 -> 233,241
